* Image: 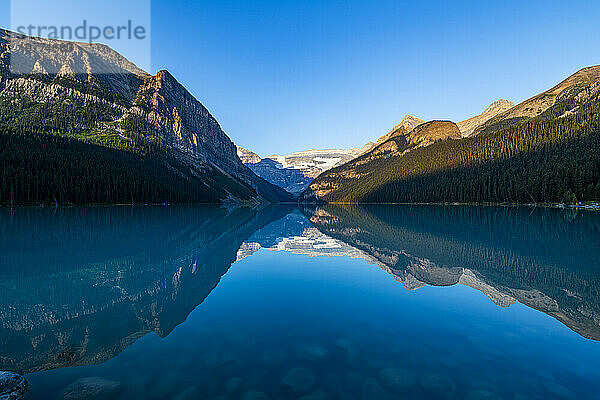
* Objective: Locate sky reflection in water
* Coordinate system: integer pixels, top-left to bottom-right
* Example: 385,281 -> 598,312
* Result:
1,205 -> 599,400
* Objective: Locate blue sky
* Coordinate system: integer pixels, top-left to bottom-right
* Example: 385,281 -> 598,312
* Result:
2,0 -> 599,155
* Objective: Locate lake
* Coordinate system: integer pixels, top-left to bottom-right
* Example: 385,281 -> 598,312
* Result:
1,205 -> 599,400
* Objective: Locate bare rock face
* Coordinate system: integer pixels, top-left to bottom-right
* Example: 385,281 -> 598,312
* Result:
370,114 -> 425,149
237,145 -> 375,195
457,99 -> 514,137
404,120 -> 461,146
0,28 -> 148,103
237,146 -> 262,164
132,70 -> 247,179
0,28 -> 291,203
268,146 -> 371,178
304,120 -> 461,201
474,66 -> 600,135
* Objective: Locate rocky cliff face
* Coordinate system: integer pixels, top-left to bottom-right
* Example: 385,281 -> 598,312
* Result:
369,115 -> 425,149
237,146 -> 262,164
0,29 -> 148,102
235,144 -> 375,195
0,28 -> 291,203
268,145 -> 374,178
457,99 -> 514,137
303,121 -> 461,201
474,66 -> 600,135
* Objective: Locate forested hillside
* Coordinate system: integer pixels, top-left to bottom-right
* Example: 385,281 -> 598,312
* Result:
0,28 -> 292,205
303,67 -> 600,204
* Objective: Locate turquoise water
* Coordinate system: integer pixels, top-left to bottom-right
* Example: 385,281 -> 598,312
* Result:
1,205 -> 599,399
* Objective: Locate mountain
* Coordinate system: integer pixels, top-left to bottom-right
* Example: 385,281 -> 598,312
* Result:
0,28 -> 292,204
457,99 -> 514,137
474,66 -> 600,136
303,66 -> 600,204
370,115 -> 425,148
302,120 -> 462,202
237,146 -> 262,163
268,145 -> 374,177
236,144 -> 373,194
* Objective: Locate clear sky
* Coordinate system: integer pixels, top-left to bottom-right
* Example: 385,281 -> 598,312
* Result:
1,0 -> 599,156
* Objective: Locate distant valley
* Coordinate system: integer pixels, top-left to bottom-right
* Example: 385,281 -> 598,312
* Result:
236,145 -> 372,194
301,67 -> 600,204
239,99 -> 515,196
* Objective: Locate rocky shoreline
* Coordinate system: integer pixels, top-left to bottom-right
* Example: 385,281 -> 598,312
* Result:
0,372 -> 28,400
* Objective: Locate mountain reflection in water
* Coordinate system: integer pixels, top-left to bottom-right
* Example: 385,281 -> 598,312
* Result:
0,205 -> 599,399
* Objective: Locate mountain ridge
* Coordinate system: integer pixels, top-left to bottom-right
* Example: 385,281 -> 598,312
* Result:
0,28 -> 292,204
301,66 -> 600,204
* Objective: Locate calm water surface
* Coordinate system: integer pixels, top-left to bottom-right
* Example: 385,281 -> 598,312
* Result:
1,205 -> 599,400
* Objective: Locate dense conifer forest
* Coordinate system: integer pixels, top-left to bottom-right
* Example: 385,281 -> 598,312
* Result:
309,103 -> 600,204
0,92 -> 255,205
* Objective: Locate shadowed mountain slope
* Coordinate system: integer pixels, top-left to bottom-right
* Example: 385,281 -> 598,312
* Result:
0,28 -> 292,204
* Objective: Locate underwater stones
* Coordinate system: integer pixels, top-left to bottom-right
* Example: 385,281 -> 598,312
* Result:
298,344 -> 329,362
419,372 -> 455,397
115,378 -> 147,400
281,367 -> 317,394
299,390 -> 330,400
225,377 -> 244,396
195,374 -> 219,397
335,339 -> 359,363
361,378 -> 399,400
241,390 -> 270,400
147,372 -> 182,400
0,372 -> 28,400
260,349 -> 286,366
172,386 -> 200,400
513,395 -> 533,400
543,382 -> 576,400
59,377 -> 121,400
465,389 -> 503,400
377,368 -> 416,393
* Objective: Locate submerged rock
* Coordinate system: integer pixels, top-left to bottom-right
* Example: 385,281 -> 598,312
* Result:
299,390 -> 330,400
465,389 -> 503,400
298,344 -> 329,362
543,382 -> 576,400
377,368 -> 416,393
241,390 -> 270,400
281,368 -> 317,394
172,386 -> 200,400
59,377 -> 121,400
361,378 -> 398,400
0,372 -> 28,400
419,372 -> 455,397
225,377 -> 243,396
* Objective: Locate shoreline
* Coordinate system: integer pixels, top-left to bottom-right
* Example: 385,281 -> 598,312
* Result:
1,201 -> 599,210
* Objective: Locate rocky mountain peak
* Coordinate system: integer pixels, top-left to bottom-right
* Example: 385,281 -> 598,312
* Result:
237,146 -> 262,164
370,114 -> 425,150
458,99 -> 514,137
400,114 -> 425,129
485,99 -> 514,114
406,120 -> 461,145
